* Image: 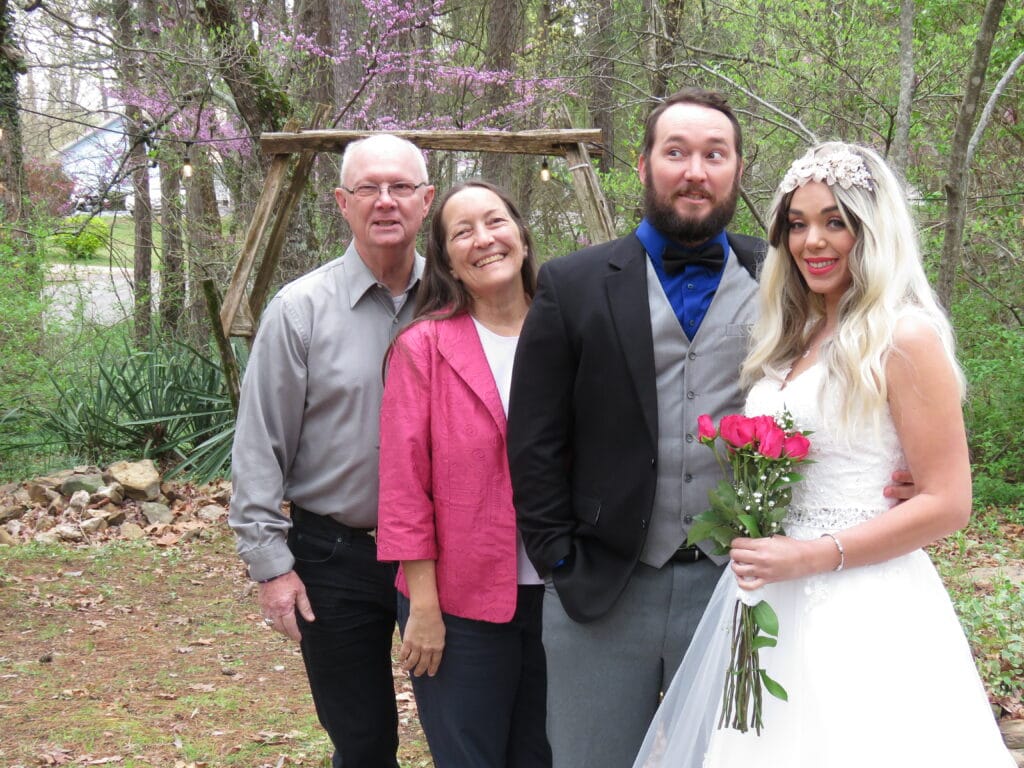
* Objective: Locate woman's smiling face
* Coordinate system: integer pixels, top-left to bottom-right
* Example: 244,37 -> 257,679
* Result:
786,180 -> 856,307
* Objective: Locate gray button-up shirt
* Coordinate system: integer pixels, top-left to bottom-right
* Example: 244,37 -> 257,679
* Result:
229,243 -> 424,582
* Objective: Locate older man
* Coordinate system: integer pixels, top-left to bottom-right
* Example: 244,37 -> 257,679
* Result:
230,134 -> 434,768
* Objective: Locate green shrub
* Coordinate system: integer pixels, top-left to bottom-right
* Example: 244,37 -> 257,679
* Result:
22,336 -> 239,480
53,216 -> 110,260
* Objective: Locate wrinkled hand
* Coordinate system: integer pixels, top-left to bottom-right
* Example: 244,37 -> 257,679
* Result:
883,469 -> 916,502
729,535 -> 817,589
401,608 -> 445,677
259,571 -> 315,642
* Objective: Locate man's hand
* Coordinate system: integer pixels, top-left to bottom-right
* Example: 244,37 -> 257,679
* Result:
883,469 -> 916,503
258,570 -> 315,642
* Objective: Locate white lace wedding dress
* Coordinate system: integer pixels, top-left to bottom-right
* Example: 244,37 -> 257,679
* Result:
633,363 -> 1015,768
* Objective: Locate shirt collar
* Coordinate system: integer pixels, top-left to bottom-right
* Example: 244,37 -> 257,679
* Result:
343,242 -> 425,308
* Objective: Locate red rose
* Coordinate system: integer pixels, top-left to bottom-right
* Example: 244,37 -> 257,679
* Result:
751,415 -> 780,441
719,414 -> 757,449
783,434 -> 811,460
757,424 -> 785,459
697,414 -> 717,443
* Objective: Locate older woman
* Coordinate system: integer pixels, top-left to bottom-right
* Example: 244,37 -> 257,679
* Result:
377,181 -> 550,768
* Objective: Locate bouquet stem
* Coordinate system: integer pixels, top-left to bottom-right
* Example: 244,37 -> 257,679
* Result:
718,598 -> 785,735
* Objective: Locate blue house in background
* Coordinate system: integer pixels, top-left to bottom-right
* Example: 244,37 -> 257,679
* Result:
57,115 -> 161,212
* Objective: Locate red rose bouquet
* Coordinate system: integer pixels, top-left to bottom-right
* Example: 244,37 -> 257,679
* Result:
687,411 -> 811,734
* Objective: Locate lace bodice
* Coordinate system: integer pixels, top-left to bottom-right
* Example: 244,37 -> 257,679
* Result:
745,364 -> 905,535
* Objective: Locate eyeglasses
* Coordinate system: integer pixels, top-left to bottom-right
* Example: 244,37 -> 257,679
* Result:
340,182 -> 427,199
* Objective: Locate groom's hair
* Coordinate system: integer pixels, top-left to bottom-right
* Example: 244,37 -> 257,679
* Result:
640,88 -> 744,163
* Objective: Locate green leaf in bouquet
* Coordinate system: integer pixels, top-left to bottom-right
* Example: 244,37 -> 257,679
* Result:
737,514 -> 762,537
768,506 -> 789,526
685,518 -> 735,552
708,481 -> 743,521
751,600 -> 780,636
760,669 -> 789,701
751,635 -> 778,650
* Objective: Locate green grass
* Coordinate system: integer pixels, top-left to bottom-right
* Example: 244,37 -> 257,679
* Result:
45,214 -> 164,268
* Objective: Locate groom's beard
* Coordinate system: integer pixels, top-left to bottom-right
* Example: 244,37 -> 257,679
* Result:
644,173 -> 741,245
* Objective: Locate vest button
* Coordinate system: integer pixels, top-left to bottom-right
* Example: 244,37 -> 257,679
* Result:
684,474 -> 693,482
688,352 -> 697,360
685,434 -> 694,443
686,391 -> 695,400
684,514 -> 694,524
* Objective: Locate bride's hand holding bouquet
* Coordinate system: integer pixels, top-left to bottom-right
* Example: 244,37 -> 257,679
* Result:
686,411 -> 811,735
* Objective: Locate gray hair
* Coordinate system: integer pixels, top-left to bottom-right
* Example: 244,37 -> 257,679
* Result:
339,134 -> 429,186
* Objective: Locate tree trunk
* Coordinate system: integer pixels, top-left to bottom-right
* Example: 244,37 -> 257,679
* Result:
185,146 -> 225,338
0,0 -> 25,223
481,0 -> 524,186
937,0 -> 1007,308
588,0 -> 615,174
891,0 -> 915,174
159,158 -> 184,336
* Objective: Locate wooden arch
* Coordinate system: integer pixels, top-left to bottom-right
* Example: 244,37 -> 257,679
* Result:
217,116 -> 614,342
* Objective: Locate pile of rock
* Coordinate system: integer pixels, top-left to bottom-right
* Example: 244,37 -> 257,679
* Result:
0,459 -> 231,547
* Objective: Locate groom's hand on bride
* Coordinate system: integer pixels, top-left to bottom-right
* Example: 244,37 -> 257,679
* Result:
883,469 -> 916,502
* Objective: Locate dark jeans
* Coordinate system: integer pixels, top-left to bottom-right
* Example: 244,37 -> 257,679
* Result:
397,585 -> 552,768
289,514 -> 399,768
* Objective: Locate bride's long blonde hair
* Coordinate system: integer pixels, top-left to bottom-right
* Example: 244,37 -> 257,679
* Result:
740,142 -> 964,432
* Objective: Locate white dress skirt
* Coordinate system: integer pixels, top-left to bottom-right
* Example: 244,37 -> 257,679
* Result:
632,364 -> 1015,768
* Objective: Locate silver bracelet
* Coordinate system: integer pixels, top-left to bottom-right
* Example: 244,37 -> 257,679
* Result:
821,532 -> 845,572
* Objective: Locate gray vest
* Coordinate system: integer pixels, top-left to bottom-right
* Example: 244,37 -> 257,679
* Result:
640,251 -> 760,567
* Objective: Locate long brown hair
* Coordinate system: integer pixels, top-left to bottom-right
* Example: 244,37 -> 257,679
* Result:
414,180 -> 538,321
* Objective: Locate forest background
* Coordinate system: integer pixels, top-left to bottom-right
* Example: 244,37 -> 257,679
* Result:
0,0 -> 1022,763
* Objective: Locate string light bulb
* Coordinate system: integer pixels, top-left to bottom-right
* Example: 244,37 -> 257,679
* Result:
540,159 -> 550,182
182,143 -> 193,179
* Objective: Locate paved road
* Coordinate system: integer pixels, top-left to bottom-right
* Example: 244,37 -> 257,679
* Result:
45,263 -> 159,326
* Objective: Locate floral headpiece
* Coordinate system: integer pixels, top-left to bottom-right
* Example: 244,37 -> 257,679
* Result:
779,147 -> 874,194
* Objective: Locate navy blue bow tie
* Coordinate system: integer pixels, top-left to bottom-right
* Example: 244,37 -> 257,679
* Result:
662,241 -> 724,275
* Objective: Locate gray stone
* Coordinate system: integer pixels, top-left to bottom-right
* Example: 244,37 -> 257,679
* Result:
34,515 -> 56,532
26,483 -> 55,503
106,460 -> 161,501
33,530 -> 60,545
140,501 -> 173,525
196,504 -> 227,522
120,522 -> 146,540
1001,719 -> 1024,749
90,483 -> 124,505
60,473 -> 104,496
67,490 -> 90,514
80,517 -> 108,534
101,506 -> 126,525
53,523 -> 85,542
0,504 -> 25,524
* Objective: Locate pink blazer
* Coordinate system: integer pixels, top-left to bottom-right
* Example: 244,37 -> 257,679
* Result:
377,314 -> 518,623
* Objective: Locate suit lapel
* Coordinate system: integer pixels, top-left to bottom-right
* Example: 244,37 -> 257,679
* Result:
436,313 -> 508,436
606,238 -> 658,445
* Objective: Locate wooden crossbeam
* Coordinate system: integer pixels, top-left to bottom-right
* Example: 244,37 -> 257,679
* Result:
260,128 -> 605,157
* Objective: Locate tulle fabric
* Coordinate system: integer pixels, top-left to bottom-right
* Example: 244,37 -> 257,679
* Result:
632,365 -> 1015,768
633,543 -> 1015,768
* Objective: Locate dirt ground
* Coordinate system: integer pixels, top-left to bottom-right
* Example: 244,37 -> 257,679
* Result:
0,524 -> 432,768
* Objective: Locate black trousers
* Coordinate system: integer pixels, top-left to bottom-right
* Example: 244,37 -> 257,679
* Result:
397,584 -> 552,768
289,513 -> 399,768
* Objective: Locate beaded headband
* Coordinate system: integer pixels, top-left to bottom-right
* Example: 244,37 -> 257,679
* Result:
779,147 -> 875,194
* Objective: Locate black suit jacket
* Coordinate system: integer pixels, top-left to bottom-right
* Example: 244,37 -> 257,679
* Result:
506,232 -> 765,622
